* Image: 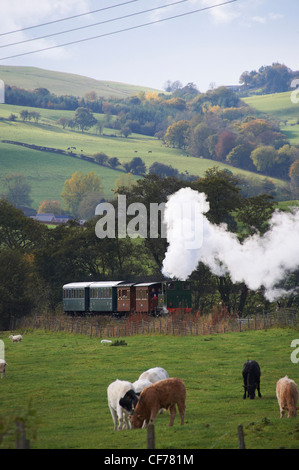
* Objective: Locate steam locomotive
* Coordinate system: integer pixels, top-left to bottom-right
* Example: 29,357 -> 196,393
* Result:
62,280 -> 192,316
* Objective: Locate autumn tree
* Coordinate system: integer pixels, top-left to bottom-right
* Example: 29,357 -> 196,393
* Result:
250,145 -> 277,173
164,120 -> 190,149
61,171 -> 104,216
37,200 -> 63,215
214,130 -> 236,161
289,160 -> 299,197
113,173 -> 136,194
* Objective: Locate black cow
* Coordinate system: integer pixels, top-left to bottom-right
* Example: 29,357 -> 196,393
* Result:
119,389 -> 139,413
242,360 -> 262,399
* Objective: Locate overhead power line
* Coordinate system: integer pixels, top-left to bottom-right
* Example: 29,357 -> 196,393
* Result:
0,0 -> 238,61
0,0 -> 142,37
0,0 -> 190,49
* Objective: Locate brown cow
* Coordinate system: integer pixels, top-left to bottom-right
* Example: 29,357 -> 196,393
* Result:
130,377 -> 186,428
276,376 -> 298,418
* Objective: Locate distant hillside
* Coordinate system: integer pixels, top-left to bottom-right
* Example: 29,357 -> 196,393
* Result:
0,65 -> 162,99
242,91 -> 299,145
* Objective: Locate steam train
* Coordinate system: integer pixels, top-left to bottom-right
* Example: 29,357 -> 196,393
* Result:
62,280 -> 192,316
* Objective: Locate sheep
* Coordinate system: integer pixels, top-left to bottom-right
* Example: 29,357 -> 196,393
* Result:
242,360 -> 262,399
276,376 -> 298,418
130,378 -> 186,429
119,379 -> 152,414
138,367 -> 169,384
9,335 -> 22,343
107,379 -> 136,430
0,359 -> 7,379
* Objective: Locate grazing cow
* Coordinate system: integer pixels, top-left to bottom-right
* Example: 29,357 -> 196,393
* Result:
119,379 -> 152,414
133,379 -> 152,394
276,376 -> 298,418
138,367 -> 169,384
107,379 -> 135,430
130,378 -> 186,428
242,360 -> 262,399
119,389 -> 139,414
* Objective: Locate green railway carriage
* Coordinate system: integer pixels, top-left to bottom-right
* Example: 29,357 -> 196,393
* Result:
63,282 -> 91,314
89,281 -> 123,312
63,281 -> 123,314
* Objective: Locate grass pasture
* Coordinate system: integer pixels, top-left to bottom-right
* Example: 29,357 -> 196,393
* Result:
1,327 -> 299,449
0,103 -> 289,209
242,91 -> 299,145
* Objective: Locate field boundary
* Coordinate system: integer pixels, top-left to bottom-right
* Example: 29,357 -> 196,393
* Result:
11,310 -> 298,338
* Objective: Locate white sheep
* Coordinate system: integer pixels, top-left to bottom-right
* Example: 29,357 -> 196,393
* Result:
9,335 -> 22,343
107,379 -> 135,431
0,359 -> 7,379
138,367 -> 169,384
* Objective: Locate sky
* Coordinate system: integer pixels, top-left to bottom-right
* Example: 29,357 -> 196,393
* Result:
0,0 -> 298,93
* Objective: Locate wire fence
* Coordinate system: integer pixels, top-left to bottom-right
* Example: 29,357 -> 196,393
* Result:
10,309 -> 298,339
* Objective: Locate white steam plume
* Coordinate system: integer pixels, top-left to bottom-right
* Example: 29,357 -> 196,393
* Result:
162,188 -> 299,301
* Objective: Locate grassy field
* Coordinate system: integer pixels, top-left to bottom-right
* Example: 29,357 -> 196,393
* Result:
1,327 -> 299,450
242,91 -> 299,145
0,103 -> 289,209
0,65 -> 162,98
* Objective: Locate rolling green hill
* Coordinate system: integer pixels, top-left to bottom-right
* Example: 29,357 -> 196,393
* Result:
0,103 -> 289,210
0,65 -> 162,99
242,91 -> 299,145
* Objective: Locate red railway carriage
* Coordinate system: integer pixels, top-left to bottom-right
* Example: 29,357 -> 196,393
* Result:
134,282 -> 162,314
116,283 -> 136,313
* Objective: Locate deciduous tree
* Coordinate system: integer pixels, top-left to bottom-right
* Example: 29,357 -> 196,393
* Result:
61,171 -> 104,216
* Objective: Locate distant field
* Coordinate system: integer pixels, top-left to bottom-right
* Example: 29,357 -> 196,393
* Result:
0,142 -> 123,208
242,91 -> 299,145
0,103 -> 289,209
1,328 -> 299,449
0,65 -> 162,98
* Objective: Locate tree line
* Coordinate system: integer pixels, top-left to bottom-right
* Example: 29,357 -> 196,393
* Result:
0,169 -> 298,330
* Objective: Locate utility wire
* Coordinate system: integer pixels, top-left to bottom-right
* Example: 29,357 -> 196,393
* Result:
0,0 -> 238,61
0,0 -> 190,49
0,0 -> 142,37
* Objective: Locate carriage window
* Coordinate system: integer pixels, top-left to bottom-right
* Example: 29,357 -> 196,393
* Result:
118,289 -> 127,299
137,289 -> 147,300
183,282 -> 191,290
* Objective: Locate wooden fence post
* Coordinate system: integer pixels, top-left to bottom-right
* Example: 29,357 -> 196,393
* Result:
237,424 -> 245,449
147,423 -> 155,449
15,420 -> 30,449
